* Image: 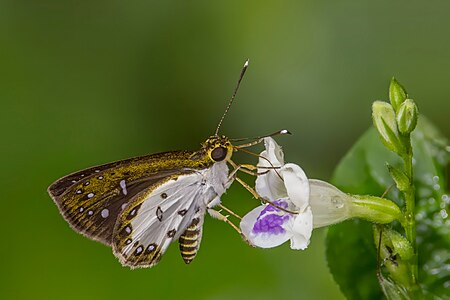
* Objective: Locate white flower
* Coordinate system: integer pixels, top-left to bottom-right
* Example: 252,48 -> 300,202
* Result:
240,137 -> 313,250
240,138 -> 403,250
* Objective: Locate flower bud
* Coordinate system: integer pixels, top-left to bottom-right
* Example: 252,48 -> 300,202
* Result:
396,99 -> 418,135
389,77 -> 407,112
386,163 -> 410,192
372,101 -> 404,154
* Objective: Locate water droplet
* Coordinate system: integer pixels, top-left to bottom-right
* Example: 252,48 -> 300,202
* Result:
432,175 -> 439,183
430,268 -> 440,275
433,184 -> 440,191
440,209 -> 448,219
331,196 -> 344,209
416,211 -> 425,220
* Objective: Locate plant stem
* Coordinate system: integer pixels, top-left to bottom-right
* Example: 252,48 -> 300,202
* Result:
402,145 -> 418,285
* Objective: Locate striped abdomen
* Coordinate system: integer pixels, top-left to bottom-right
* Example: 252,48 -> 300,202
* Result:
178,217 -> 203,264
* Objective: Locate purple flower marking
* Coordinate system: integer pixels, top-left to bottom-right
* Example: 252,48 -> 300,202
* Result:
260,199 -> 289,214
252,200 -> 291,235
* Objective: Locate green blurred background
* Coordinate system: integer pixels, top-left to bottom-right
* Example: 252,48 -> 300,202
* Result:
1,1 -> 449,299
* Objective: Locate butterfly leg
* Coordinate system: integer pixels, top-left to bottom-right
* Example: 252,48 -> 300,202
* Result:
227,160 -> 268,181
218,204 -> 241,220
208,208 -> 241,234
235,176 -> 298,215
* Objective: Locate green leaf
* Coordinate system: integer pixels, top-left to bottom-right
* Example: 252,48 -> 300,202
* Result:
326,220 -> 383,299
326,117 -> 449,299
386,163 -> 410,192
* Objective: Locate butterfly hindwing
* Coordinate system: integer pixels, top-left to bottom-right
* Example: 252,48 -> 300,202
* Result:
112,172 -> 217,268
48,152 -> 196,245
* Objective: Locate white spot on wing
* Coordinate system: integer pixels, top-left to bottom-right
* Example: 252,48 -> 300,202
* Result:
120,180 -> 128,195
87,192 -> 94,198
101,209 -> 109,218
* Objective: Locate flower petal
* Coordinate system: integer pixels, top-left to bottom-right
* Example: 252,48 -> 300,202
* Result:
255,169 -> 287,201
281,163 -> 310,210
240,205 -> 264,241
262,137 -> 285,166
240,200 -> 293,248
289,206 -> 313,250
255,138 -> 287,200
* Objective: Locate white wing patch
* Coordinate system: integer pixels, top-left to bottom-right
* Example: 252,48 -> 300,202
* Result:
112,168 -> 225,268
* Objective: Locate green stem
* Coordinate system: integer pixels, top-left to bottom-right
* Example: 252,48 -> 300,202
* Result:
402,143 -> 418,286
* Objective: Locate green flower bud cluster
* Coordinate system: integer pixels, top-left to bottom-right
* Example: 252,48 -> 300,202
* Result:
371,78 -> 420,293
372,78 -> 419,156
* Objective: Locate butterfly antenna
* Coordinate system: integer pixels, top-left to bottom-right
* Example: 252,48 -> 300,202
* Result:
214,59 -> 249,136
231,129 -> 291,142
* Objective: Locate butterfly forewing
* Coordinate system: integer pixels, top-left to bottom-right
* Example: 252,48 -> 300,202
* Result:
112,172 -> 217,268
48,151 -> 202,245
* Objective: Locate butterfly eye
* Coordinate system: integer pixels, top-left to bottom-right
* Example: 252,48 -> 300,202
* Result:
211,147 -> 227,161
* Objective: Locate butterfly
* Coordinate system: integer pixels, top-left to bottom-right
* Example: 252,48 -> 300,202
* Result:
48,61 -> 251,269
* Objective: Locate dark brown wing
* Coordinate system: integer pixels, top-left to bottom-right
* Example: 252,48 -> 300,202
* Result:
48,150 -> 204,245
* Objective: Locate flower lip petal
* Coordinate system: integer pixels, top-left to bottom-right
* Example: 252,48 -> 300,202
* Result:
240,205 -> 265,241
240,202 -> 293,248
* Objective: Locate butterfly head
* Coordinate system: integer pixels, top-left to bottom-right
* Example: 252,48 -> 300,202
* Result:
203,135 -> 233,162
